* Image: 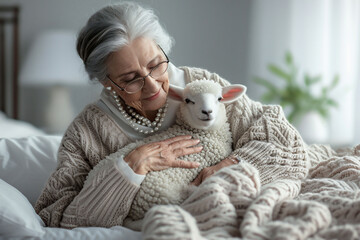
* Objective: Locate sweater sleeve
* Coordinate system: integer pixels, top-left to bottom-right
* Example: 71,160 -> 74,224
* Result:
60,158 -> 140,228
34,105 -> 139,228
230,105 -> 310,185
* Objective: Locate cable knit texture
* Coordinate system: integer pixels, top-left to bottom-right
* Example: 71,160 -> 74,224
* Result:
34,66 -> 360,239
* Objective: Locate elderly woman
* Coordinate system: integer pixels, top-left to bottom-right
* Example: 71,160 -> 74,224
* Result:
35,2 -> 309,229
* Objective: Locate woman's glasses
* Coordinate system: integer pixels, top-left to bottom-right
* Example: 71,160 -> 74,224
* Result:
107,46 -> 169,94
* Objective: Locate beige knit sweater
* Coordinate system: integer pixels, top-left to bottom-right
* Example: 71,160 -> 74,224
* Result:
34,66 -> 310,229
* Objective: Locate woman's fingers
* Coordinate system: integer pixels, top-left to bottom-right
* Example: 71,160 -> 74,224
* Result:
154,136 -> 202,159
168,138 -> 201,149
169,159 -> 200,169
161,135 -> 192,145
191,167 -> 218,186
172,145 -> 203,157
135,136 -> 203,174
191,172 -> 203,186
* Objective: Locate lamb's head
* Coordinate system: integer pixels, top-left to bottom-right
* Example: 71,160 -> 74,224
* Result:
168,79 -> 246,130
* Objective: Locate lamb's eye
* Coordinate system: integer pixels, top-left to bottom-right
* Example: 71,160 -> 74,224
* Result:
218,97 -> 223,102
185,98 -> 194,104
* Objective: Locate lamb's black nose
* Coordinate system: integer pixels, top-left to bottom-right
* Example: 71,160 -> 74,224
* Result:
202,110 -> 213,116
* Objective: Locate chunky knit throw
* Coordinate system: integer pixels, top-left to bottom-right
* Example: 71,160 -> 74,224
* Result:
142,145 -> 360,240
34,66 -> 360,239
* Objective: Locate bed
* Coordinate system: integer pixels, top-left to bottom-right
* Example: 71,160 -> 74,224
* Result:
1,6 -> 360,240
0,114 -> 142,239
0,117 -> 142,240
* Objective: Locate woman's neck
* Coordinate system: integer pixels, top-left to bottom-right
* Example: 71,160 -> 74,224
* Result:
143,110 -> 157,121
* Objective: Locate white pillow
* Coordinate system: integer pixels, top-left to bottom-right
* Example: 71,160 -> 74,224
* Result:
0,179 -> 45,237
0,111 -> 46,138
0,135 -> 62,205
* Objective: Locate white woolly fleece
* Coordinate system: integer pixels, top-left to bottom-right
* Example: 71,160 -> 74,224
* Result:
183,79 -> 222,96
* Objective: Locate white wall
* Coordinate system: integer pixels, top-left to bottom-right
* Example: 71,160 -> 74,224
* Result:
0,0 -> 251,130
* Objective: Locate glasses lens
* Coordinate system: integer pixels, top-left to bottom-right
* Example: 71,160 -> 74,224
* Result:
150,62 -> 169,78
125,78 -> 144,94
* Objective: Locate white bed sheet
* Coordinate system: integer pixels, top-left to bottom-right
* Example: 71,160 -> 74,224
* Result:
14,226 -> 142,240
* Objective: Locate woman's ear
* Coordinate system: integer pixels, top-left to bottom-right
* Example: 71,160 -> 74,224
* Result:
168,84 -> 184,102
100,78 -> 111,89
221,84 -> 247,103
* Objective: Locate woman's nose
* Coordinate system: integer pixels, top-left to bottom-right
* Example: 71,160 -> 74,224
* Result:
142,75 -> 158,91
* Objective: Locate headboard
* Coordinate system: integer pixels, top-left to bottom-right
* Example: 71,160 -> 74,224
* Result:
0,6 -> 19,119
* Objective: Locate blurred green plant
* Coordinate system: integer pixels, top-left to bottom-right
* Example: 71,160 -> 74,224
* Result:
254,51 -> 339,124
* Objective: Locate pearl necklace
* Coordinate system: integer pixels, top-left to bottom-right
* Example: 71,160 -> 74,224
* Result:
110,89 -> 168,134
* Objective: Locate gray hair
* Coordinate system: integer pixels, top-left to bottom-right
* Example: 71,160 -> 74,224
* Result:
77,2 -> 174,83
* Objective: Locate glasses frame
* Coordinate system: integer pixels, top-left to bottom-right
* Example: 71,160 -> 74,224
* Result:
106,45 -> 169,94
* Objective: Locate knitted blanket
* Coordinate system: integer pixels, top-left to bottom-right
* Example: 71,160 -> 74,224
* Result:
142,144 -> 360,240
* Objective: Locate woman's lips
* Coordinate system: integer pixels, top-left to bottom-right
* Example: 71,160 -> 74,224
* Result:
144,89 -> 161,101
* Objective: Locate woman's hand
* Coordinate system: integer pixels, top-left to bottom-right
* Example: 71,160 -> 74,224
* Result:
191,156 -> 239,186
124,135 -> 203,175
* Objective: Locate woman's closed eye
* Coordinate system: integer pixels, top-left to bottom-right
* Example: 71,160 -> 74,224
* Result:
119,73 -> 137,83
149,61 -> 162,70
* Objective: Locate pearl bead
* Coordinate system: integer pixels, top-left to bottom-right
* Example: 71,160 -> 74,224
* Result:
111,91 -> 168,134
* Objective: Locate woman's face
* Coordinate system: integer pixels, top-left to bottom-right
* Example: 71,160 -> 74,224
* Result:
104,37 -> 169,118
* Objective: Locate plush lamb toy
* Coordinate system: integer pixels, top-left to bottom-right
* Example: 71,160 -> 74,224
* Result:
121,79 -> 246,220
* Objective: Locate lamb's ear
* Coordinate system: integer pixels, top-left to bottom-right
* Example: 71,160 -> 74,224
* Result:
168,84 -> 184,102
221,84 -> 247,103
